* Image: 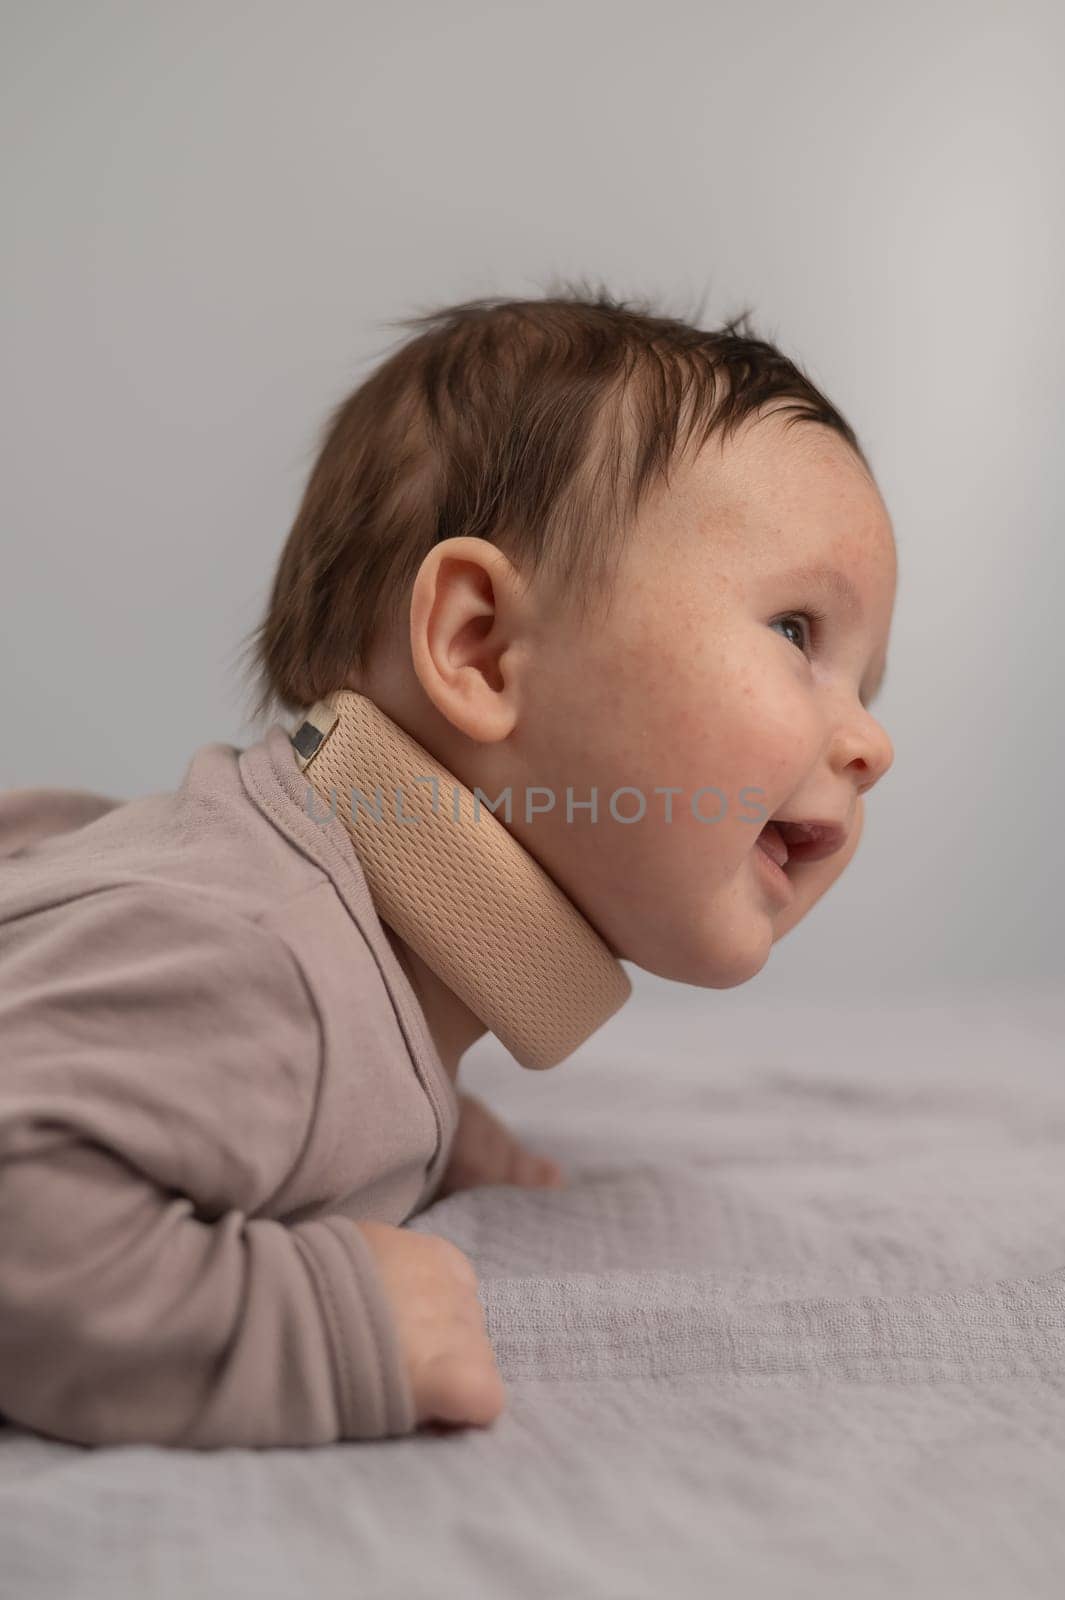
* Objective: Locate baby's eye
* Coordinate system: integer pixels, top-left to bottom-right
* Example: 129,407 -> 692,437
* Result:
770,611 -> 820,655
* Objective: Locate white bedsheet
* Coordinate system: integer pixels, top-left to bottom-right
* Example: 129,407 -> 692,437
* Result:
1,978 -> 1063,1599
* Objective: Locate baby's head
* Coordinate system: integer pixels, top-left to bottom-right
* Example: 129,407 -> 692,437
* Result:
243,287 -> 895,990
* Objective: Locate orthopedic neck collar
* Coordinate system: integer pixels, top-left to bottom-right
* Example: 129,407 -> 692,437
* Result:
290,689 -> 631,1070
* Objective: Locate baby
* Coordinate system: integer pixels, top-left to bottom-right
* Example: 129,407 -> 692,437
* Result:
0,288 -> 895,1449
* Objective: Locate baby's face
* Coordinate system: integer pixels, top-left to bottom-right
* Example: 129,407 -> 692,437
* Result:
509,409 -> 896,987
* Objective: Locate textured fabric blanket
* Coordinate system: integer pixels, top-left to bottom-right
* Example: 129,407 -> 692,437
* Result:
1,977 -> 1063,1599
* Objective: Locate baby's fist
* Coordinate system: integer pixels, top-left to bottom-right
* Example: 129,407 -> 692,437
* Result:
437,1092 -> 566,1199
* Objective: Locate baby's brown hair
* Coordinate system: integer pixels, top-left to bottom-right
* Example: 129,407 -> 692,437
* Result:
236,281 -> 867,728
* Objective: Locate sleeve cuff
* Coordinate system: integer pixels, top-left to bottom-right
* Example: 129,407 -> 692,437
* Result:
292,1215 -> 418,1439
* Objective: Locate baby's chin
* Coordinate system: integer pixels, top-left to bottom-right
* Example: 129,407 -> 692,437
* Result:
618,910 -> 777,990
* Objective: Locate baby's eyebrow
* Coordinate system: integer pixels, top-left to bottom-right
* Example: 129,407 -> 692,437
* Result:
778,563 -> 863,620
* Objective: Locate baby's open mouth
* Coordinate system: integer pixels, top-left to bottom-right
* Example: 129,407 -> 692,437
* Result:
757,817 -> 848,867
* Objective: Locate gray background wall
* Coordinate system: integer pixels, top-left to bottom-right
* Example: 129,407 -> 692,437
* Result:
3,0 -> 1062,1009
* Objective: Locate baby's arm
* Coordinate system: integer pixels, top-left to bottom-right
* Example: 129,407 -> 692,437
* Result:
0,1139 -> 415,1446
0,887 -> 416,1448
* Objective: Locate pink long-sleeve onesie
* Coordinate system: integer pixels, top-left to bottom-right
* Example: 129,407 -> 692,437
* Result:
0,723 -> 460,1448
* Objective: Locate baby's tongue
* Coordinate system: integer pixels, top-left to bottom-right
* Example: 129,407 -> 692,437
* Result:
757,821 -> 788,867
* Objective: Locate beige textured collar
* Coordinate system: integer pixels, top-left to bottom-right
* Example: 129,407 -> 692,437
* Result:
290,689 -> 631,1070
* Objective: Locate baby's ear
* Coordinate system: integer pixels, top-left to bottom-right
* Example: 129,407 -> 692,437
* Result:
409,537 -> 524,746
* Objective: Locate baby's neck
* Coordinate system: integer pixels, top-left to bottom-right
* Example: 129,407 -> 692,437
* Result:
383,923 -> 486,1082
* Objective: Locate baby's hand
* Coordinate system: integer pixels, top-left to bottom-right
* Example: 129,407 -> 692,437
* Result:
355,1220 -> 506,1429
436,1091 -> 566,1199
